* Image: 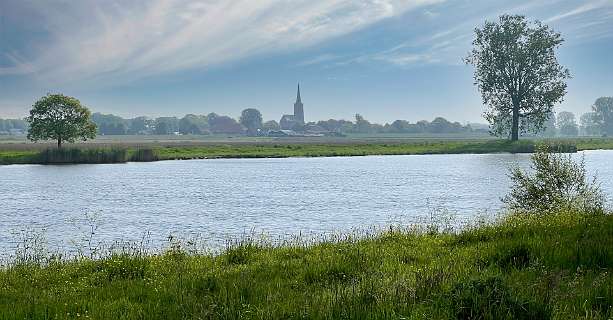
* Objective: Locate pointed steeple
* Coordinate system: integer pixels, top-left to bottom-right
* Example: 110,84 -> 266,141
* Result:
293,83 -> 304,124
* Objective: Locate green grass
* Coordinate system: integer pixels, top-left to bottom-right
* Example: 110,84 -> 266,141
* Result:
0,139 -> 585,165
573,137 -> 613,151
153,140 -> 544,160
1,211 -> 611,319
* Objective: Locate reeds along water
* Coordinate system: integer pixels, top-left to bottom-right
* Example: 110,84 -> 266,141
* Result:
36,147 -> 159,164
130,148 -> 159,162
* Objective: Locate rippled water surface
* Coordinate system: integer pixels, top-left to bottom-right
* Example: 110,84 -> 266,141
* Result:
2,151 -> 613,256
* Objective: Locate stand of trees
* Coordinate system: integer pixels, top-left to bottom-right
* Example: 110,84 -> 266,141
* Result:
314,115 -> 473,134
0,118 -> 28,134
85,109 -> 478,137
89,112 -> 245,135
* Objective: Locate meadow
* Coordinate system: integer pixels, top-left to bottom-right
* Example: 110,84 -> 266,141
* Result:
0,210 -> 610,319
2,136 -> 609,165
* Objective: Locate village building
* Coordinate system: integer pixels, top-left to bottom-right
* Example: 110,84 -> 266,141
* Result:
280,84 -> 305,130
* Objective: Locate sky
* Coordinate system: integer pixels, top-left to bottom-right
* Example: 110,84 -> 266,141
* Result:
1,0 -> 612,124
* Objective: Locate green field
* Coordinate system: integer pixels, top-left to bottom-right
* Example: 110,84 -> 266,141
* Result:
3,136 -> 611,165
1,210 -> 611,319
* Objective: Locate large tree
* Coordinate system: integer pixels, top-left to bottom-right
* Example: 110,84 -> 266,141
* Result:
239,108 -> 263,136
466,15 -> 570,141
592,97 -> 613,136
27,94 -> 97,148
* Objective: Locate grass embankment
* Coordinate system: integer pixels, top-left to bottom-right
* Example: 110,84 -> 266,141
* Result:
1,212 -> 611,319
0,139 -> 584,165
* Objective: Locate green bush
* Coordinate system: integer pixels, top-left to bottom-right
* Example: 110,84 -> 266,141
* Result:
503,146 -> 605,214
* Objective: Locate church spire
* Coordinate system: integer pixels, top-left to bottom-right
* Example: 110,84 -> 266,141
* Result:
293,83 -> 304,124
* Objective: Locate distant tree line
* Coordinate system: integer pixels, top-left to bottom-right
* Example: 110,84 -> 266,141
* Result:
87,110 -> 479,136
91,112 -> 247,135
532,97 -> 613,137
0,118 -> 28,134
4,95 -> 611,138
312,114 -> 474,134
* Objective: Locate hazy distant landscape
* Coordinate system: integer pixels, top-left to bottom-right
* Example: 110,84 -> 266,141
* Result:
1,1 -> 613,319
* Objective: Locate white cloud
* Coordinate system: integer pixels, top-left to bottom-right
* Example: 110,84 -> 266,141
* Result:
3,0 -> 442,85
544,0 -> 610,23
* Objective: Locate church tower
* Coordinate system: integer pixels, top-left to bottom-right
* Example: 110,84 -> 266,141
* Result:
293,83 -> 304,124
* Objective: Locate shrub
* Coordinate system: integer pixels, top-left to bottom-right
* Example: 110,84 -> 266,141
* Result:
503,146 -> 605,214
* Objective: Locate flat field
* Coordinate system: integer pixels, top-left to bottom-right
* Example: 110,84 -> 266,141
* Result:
1,134 -> 612,165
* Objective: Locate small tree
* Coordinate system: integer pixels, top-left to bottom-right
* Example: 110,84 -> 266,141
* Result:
580,112 -> 600,136
354,114 -> 372,133
556,111 -> 578,136
503,147 -> 604,214
466,15 -> 570,141
239,108 -> 263,136
592,97 -> 613,136
27,94 -> 97,148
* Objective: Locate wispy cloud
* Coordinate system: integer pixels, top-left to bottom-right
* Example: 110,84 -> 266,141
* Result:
544,0 -> 611,23
1,0 -> 442,85
338,0 -> 613,68
296,54 -> 344,67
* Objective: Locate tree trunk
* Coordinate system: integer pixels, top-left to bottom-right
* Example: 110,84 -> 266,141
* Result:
57,138 -> 62,149
511,104 -> 520,141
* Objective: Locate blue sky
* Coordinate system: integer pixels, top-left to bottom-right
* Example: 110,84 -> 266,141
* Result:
1,0 -> 612,123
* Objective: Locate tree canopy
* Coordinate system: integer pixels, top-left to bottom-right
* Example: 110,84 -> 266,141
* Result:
556,111 -> 578,136
26,94 -> 97,148
239,108 -> 263,135
466,15 -> 570,141
592,97 -> 613,136
179,114 -> 209,135
580,112 -> 600,136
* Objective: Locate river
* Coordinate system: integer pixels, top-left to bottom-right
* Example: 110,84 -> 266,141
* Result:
1,150 -> 612,257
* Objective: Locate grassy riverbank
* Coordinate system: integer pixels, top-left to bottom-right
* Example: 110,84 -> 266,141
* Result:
0,211 -> 611,319
0,138 -> 597,165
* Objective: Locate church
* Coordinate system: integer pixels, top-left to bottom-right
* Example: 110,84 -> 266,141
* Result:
280,84 -> 305,130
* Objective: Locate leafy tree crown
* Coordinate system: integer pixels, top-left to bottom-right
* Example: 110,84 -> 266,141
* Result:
27,94 -> 97,145
466,15 -> 570,138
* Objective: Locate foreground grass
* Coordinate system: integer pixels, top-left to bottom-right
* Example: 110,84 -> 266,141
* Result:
1,212 -> 611,319
0,139 -> 585,165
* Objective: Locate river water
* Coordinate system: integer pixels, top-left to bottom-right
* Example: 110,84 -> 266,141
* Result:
1,151 -> 612,257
